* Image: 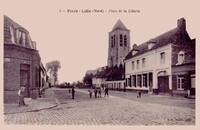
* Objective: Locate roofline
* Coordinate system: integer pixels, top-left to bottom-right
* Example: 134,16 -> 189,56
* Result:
125,43 -> 172,61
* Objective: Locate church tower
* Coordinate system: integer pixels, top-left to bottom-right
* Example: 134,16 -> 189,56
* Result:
107,19 -> 131,67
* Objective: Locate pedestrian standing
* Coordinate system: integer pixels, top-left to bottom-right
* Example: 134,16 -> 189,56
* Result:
94,88 -> 97,98
137,90 -> 142,98
104,87 -> 109,97
18,86 -> 28,107
72,87 -> 75,99
88,87 -> 93,98
98,87 -> 101,98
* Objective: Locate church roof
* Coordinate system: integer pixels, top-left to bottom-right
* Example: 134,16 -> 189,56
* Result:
112,19 -> 128,31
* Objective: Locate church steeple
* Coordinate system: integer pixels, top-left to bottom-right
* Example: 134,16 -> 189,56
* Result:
112,19 -> 128,31
107,20 -> 131,67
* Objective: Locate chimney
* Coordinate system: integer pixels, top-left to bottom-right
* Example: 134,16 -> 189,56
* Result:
132,44 -> 138,50
177,18 -> 186,30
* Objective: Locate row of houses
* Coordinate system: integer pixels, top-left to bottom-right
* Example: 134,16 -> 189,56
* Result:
3,15 -> 49,103
90,18 -> 195,98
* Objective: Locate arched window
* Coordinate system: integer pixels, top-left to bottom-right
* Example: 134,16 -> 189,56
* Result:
120,34 -> 123,46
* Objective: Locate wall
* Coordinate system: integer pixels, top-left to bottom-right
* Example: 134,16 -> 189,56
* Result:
4,44 -> 41,103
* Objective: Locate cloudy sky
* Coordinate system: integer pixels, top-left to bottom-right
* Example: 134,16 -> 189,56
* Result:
1,0 -> 199,83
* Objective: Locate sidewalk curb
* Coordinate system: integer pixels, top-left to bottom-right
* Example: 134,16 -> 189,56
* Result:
4,103 -> 59,115
3,99 -> 60,115
4,90 -> 60,115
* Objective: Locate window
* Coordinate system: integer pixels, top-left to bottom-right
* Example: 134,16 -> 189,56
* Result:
132,61 -> 135,70
119,83 -> 121,89
142,58 -> 146,68
128,78 -> 131,87
142,74 -> 147,87
132,75 -> 136,87
124,35 -> 127,47
16,29 -> 22,44
160,52 -> 165,64
137,60 -> 140,69
111,36 -> 114,48
9,26 -> 15,43
177,76 -> 184,90
22,33 -> 26,46
137,74 -> 142,87
120,34 -> 123,46
177,51 -> 185,64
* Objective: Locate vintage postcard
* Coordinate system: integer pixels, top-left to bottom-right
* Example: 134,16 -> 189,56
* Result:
1,0 -> 199,129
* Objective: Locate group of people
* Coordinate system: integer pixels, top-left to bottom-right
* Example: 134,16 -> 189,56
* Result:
88,87 -> 109,98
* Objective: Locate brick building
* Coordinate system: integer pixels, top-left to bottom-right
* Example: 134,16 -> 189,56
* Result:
4,15 -> 46,103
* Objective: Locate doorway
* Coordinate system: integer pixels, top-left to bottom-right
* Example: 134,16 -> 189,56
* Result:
20,64 -> 30,97
158,76 -> 169,94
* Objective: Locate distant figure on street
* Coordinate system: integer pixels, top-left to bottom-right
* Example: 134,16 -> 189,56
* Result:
72,87 -> 75,99
94,88 -> 98,98
104,87 -> 109,97
98,87 -> 101,98
18,86 -> 28,107
124,86 -> 126,92
88,87 -> 93,98
137,90 -> 142,98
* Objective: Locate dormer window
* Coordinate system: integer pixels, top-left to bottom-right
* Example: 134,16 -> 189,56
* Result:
9,25 -> 15,43
132,50 -> 137,56
22,33 -> 26,46
148,43 -> 155,50
177,51 -> 185,65
16,29 -> 22,44
147,39 -> 156,50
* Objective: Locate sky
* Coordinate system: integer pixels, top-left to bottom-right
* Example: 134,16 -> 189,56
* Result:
1,0 -> 199,84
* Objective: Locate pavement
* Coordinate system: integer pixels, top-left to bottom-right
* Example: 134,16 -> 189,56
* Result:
4,88 -> 59,114
4,87 -> 195,125
4,87 -> 195,114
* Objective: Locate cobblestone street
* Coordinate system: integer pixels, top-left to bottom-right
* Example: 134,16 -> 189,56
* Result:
4,88 -> 195,125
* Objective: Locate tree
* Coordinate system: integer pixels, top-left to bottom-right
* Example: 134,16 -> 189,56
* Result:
46,60 -> 61,82
83,73 -> 93,87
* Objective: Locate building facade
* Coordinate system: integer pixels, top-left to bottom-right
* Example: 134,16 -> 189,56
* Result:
124,18 -> 195,97
4,15 -> 46,103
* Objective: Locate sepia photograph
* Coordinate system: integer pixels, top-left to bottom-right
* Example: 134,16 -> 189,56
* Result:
1,0 -> 199,129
